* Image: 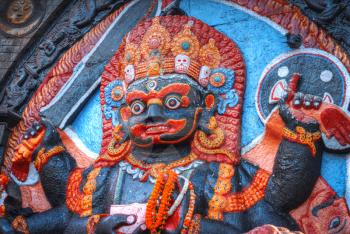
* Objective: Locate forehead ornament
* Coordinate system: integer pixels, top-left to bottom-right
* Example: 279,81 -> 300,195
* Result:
146,79 -> 158,91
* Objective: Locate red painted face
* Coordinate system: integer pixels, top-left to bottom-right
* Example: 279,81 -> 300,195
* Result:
122,78 -> 203,147
292,179 -> 350,234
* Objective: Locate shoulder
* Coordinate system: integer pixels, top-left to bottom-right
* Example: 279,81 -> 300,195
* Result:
66,165 -> 117,216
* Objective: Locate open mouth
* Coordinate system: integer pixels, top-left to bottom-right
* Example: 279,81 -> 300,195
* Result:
130,119 -> 187,139
145,124 -> 170,134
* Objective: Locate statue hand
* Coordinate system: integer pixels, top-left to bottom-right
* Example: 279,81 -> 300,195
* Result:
278,73 -> 320,132
20,117 -> 62,156
95,214 -> 136,234
12,117 -> 64,181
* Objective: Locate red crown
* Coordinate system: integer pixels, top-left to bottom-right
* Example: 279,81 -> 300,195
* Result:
120,17 -> 221,87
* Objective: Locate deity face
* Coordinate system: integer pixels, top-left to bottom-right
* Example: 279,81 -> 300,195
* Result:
121,74 -> 205,148
6,0 -> 33,25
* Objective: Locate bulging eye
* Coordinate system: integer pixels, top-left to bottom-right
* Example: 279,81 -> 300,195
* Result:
164,95 -> 181,110
328,216 -> 341,230
130,100 -> 145,115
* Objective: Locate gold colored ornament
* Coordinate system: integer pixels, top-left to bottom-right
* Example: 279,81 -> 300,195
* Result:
171,24 -> 200,59
124,42 -> 140,65
140,17 -> 171,60
193,117 -> 238,164
147,56 -> 162,77
199,38 -> 221,68
282,126 -> 321,156
34,146 -> 65,172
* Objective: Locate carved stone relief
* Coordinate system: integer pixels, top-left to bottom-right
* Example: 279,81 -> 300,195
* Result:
0,0 -> 45,37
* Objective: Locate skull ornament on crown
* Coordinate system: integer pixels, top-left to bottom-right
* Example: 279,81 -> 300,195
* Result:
175,54 -> 191,73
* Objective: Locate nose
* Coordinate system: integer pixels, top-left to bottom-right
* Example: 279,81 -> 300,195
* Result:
145,104 -> 164,123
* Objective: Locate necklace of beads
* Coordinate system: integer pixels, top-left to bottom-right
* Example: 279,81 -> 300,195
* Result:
126,152 -> 198,181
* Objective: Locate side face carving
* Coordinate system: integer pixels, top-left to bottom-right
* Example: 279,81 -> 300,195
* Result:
6,0 -> 33,24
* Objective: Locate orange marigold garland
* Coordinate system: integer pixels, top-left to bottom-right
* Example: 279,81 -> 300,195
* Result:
187,214 -> 201,234
181,182 -> 196,234
208,165 -> 270,220
146,170 -> 178,233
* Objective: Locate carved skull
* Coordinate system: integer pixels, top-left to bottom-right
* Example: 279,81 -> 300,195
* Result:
199,66 -> 211,87
124,64 -> 135,84
175,54 -> 190,73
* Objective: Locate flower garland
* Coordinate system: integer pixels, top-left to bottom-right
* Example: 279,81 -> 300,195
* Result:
181,182 -> 196,234
146,170 -> 178,233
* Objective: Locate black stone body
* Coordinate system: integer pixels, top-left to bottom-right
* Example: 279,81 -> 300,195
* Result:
0,125 -> 323,233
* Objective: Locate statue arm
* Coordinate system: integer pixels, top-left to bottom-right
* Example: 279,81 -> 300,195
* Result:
38,151 -> 76,207
12,119 -> 77,207
13,205 -> 72,234
265,95 -> 323,212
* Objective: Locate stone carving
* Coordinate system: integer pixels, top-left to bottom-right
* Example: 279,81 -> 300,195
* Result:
0,0 -> 45,37
1,15 -> 350,234
6,0 -> 34,25
0,0 -> 129,113
289,0 -> 350,58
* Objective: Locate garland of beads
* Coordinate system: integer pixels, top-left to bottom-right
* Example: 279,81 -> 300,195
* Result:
181,182 -> 196,234
187,214 -> 201,234
146,170 -> 178,233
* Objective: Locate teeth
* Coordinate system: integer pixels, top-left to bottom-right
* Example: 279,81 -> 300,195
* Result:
146,126 -> 169,133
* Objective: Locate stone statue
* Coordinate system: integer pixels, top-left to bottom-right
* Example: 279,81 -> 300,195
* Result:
1,16 -> 350,234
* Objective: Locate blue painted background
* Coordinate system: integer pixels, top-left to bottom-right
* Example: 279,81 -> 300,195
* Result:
70,0 -> 347,196
71,91 -> 102,154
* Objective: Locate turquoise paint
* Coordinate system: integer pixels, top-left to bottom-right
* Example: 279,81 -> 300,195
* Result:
321,152 -> 346,196
71,90 -> 102,154
71,0 -> 347,196
180,0 -> 291,146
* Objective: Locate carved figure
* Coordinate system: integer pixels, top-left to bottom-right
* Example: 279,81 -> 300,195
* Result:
6,0 -> 33,25
1,16 -> 350,234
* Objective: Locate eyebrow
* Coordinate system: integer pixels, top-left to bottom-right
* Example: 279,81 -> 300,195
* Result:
126,83 -> 190,104
311,196 -> 336,217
